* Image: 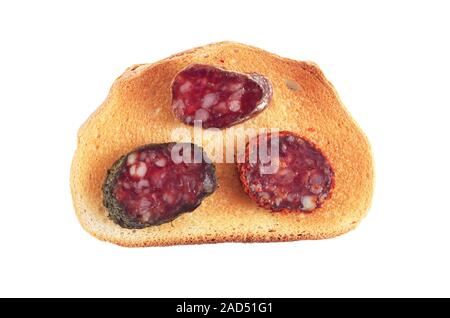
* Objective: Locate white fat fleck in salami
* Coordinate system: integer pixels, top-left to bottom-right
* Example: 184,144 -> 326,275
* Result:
171,64 -> 272,128
127,152 -> 137,166
238,132 -> 334,213
154,157 -> 167,168
136,163 -> 147,178
201,93 -> 219,108
228,100 -> 241,112
179,80 -> 193,94
194,108 -> 210,122
109,143 -> 217,227
130,162 -> 147,178
129,164 -> 136,177
301,195 -> 317,211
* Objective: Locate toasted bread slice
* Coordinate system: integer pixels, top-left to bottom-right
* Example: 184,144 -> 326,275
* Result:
70,41 -> 374,247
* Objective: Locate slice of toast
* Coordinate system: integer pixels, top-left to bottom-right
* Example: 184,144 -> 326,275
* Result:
70,41 -> 374,247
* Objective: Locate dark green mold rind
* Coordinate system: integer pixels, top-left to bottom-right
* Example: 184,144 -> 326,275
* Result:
102,143 -> 217,229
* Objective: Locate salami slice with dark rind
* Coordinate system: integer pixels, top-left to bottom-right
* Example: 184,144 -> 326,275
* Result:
171,64 -> 272,129
103,143 -> 217,229
237,132 -> 334,212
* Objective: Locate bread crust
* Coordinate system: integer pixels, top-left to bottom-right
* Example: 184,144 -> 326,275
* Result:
70,41 -> 374,247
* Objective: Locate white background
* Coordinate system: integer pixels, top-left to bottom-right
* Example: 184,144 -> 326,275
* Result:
1,0 -> 449,298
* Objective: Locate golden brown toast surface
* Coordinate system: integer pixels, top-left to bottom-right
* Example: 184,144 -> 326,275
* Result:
70,41 -> 374,247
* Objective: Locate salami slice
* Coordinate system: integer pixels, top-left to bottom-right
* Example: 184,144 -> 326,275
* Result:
103,143 -> 217,228
237,132 -> 334,212
171,64 -> 272,128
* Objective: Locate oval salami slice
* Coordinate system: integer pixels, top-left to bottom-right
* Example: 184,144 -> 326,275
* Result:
237,132 -> 334,212
103,143 -> 217,228
171,64 -> 272,129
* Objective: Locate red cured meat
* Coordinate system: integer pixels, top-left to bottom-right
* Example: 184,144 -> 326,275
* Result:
105,143 -> 217,228
237,132 -> 334,212
171,64 -> 272,129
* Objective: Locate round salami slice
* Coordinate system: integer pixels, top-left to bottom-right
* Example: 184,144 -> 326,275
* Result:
103,143 -> 217,228
237,132 -> 334,212
171,64 -> 272,129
